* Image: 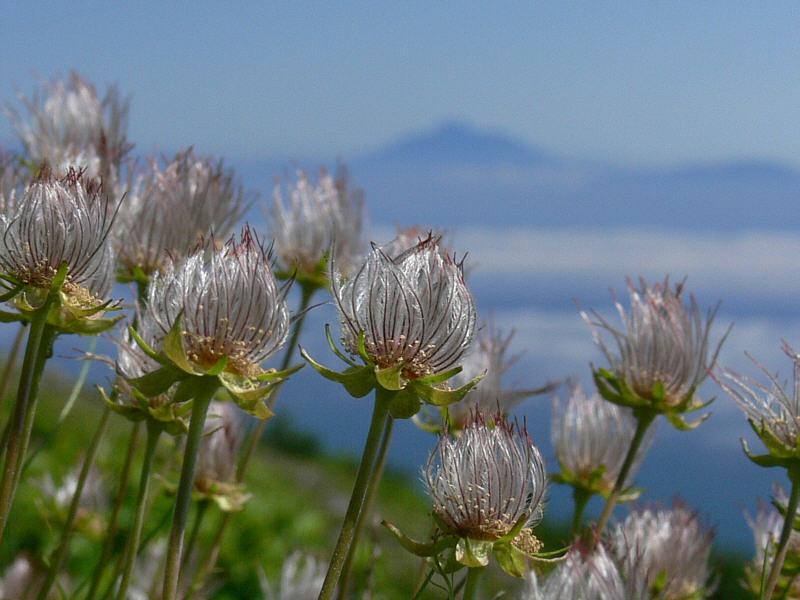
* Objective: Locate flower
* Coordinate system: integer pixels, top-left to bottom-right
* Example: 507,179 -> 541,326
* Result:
0,168 -> 120,330
424,411 -> 547,571
583,277 -> 728,429
126,226 -> 293,416
718,343 -> 800,467
0,149 -> 25,214
260,552 -> 326,600
270,167 -> 364,285
193,401 -> 249,511
522,543 -> 625,600
5,71 -> 131,182
552,381 -> 652,497
115,148 -> 248,281
609,503 -> 715,599
433,321 -> 554,430
335,233 -> 476,381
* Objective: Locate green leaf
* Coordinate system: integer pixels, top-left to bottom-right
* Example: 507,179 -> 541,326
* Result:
455,538 -> 491,568
127,367 -> 185,398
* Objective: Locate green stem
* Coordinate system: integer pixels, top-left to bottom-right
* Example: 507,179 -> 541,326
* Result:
318,389 -> 392,600
0,324 -> 28,449
180,500 -> 209,575
37,406 -> 111,600
0,307 -> 55,544
58,336 -> 98,422
570,487 -> 592,535
115,423 -> 161,600
764,470 -> 800,600
162,381 -> 217,600
187,286 -> 314,596
463,566 -> 484,600
595,410 -> 655,535
337,415 -> 394,599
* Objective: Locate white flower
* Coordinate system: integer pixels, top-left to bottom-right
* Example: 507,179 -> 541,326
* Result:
271,167 -> 364,279
5,71 -> 130,181
333,234 -> 476,379
260,552 -> 326,600
114,148 -> 247,278
522,543 -> 626,600
195,401 -> 244,489
583,277 -> 727,407
0,169 -> 117,308
143,226 -> 291,378
552,381 -> 652,494
610,503 -> 715,599
425,412 -> 546,548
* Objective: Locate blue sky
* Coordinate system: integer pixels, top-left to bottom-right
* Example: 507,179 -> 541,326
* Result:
3,2 -> 800,165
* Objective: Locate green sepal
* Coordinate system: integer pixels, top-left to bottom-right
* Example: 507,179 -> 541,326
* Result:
128,326 -> 170,366
195,482 -> 251,512
387,389 -> 421,419
356,331 -> 371,364
749,419 -> 796,459
381,521 -> 456,557
415,365 -> 463,386
495,513 -> 529,545
300,347 -> 374,398
741,438 -> 795,469
218,373 -> 277,417
162,313 -> 203,375
116,265 -> 150,286
147,403 -> 190,435
0,309 -> 26,324
325,323 -> 358,367
665,411 -> 710,432
455,538 -> 492,568
127,366 -> 186,398
99,386 -> 145,421
56,314 -> 123,335
410,371 -> 484,407
494,542 -> 527,578
257,362 -> 305,382
0,284 -> 23,303
375,363 -> 407,391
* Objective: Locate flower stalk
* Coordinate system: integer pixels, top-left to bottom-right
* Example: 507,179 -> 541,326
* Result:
115,421 -> 161,600
37,405 -> 111,600
570,487 -> 591,535
162,380 -> 218,600
463,566 -> 484,600
763,467 -> 800,600
319,388 -> 392,600
596,408 -> 655,535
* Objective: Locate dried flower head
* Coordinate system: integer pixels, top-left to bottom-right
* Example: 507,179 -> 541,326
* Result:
718,343 -> 800,464
260,552 -> 326,600
144,227 -> 291,379
523,543 -> 625,600
0,150 -> 26,215
425,412 -> 546,551
333,233 -> 476,381
552,381 -> 653,496
441,322 -> 553,429
271,167 -> 364,283
115,148 -> 247,279
583,277 -> 728,427
0,169 -> 118,316
610,503 -> 715,599
6,71 -> 131,181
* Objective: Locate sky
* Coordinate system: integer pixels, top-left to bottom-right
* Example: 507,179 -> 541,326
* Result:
3,2 -> 800,166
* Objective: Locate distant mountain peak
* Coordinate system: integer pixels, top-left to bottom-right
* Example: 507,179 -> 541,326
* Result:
359,120 -> 551,167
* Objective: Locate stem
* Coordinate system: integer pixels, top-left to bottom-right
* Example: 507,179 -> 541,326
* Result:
181,500 -> 209,574
0,307 -> 55,544
115,423 -> 161,600
463,567 -> 484,600
570,487 -> 592,535
58,335 -> 98,422
318,389 -> 392,600
764,471 -> 800,600
595,410 -> 655,535
87,421 -> 140,600
0,324 -> 27,434
337,415 -> 394,599
162,381 -> 217,600
37,406 -> 111,600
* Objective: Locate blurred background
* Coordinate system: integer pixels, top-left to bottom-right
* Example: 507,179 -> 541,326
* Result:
2,0 -> 800,576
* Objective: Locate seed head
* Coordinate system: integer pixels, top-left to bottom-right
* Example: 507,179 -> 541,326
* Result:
583,277 -> 727,408
6,71 -> 131,181
0,169 -> 117,309
271,167 -> 364,279
194,401 -> 244,491
718,343 -> 800,451
115,148 -> 247,278
523,542 -> 625,600
144,227 -> 291,378
425,412 -> 546,547
552,381 -> 652,494
260,552 -> 326,600
609,503 -> 715,599
333,233 -> 476,380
